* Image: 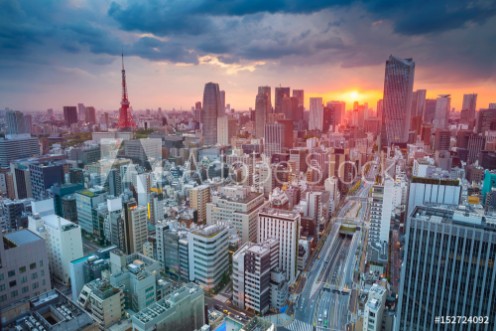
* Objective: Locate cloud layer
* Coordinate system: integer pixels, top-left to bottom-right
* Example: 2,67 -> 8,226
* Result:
0,0 -> 495,110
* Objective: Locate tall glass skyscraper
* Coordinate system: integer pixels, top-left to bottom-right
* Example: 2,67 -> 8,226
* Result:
396,205 -> 496,330
381,55 -> 415,146
202,82 -> 222,145
255,86 -> 271,139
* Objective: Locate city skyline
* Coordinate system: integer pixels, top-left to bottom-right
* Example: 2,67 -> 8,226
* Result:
1,1 -> 495,111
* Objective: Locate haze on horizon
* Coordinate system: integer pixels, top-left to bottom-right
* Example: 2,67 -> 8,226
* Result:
1,0 -> 495,112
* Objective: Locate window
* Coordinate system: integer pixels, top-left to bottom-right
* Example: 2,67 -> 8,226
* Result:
11,290 -> 18,298
30,262 -> 36,270
22,286 -> 29,294
31,272 -> 38,280
7,270 -> 15,278
9,280 -> 16,288
0,284 -> 5,291
19,266 -> 26,273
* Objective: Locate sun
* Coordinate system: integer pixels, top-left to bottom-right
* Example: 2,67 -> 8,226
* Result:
349,90 -> 359,101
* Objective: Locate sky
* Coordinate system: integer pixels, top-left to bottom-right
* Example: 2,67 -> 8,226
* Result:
1,0 -> 495,112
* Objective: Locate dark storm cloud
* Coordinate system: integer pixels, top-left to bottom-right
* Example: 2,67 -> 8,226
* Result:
107,0 -> 496,36
0,0 -> 495,87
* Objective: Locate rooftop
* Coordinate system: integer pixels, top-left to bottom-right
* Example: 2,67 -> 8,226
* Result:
2,289 -> 95,331
4,229 -> 42,247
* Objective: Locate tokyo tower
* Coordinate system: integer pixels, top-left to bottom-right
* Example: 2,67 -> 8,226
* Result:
117,52 -> 136,131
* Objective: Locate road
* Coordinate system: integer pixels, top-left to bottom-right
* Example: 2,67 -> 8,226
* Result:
294,181 -> 372,330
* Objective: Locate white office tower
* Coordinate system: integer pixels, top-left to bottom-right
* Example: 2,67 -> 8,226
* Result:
105,196 -> 124,249
232,239 -> 279,314
324,176 -> 340,214
368,180 -> 394,263
258,208 -> 300,284
188,224 -> 229,290
363,284 -> 387,331
309,97 -> 324,131
133,172 -> 151,206
305,191 -> 330,230
433,94 -> 451,129
207,185 -> 267,243
29,199 -> 84,285
125,200 -> 148,254
189,184 -> 211,223
407,176 -> 461,216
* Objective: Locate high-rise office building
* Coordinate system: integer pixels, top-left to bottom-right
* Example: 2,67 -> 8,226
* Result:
411,89 -> 426,118
207,185 -> 267,243
29,199 -> 84,285
255,88 -> 271,139
396,205 -> 496,330
75,187 -> 108,237
292,89 -> 304,108
0,137 -> 40,168
407,176 -> 461,216
381,55 -> 415,145
265,122 -> 284,157
434,129 -> 451,151
63,106 -> 78,126
5,110 -> 29,139
423,99 -> 437,123
232,239 -> 279,314
187,224 -> 229,290
410,89 -> 426,132
29,162 -> 65,201
189,185 -> 211,223
460,93 -> 477,124
0,229 -> 52,309
433,94 -> 451,129
77,103 -> 86,120
476,108 -> 496,135
123,199 -> 148,254
363,284 -> 388,331
202,82 -> 222,145
368,180 -> 394,262
85,106 -> 97,124
258,207 -> 300,284
274,87 -> 290,113
309,97 -> 323,131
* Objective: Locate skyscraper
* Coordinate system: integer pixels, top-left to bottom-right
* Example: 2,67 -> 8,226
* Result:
255,87 -> 271,139
77,103 -> 86,120
396,205 -> 496,330
265,122 -> 284,157
433,94 -> 451,129
292,89 -> 304,108
5,110 -> 28,138
274,87 -> 290,113
63,106 -> 78,126
410,89 -> 426,132
411,89 -> 426,118
85,106 -> 96,124
309,97 -> 323,131
202,82 -> 222,145
258,207 -> 300,284
461,93 -> 477,124
381,55 -> 415,145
